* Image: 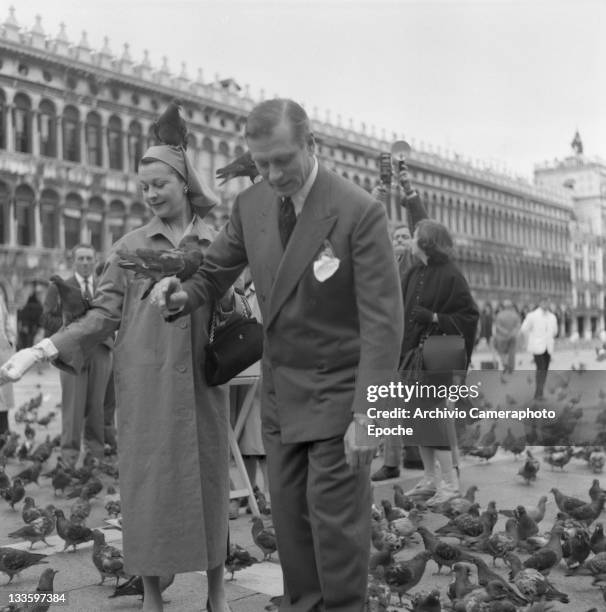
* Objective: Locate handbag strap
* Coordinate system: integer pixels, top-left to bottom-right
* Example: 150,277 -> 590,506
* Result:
209,293 -> 252,343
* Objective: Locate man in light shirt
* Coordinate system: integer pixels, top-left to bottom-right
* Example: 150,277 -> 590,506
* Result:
520,298 -> 558,400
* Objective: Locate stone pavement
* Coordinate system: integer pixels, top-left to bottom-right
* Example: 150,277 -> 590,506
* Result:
0,341 -> 605,611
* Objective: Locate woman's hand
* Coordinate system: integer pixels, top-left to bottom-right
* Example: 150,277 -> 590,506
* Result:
411,305 -> 434,325
149,277 -> 188,315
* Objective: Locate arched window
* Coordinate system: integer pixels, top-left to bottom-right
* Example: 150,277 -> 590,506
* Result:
39,99 -> 57,157
108,200 -> 126,245
13,93 -> 32,153
15,184 -> 35,246
0,89 -> 6,149
108,115 -> 123,170
85,111 -> 102,166
63,106 -> 80,162
64,192 -> 83,249
87,196 -> 105,251
40,189 -> 59,248
0,181 -> 8,244
128,121 -> 143,172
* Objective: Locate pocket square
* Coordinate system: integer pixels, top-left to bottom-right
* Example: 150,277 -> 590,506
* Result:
313,240 -> 340,282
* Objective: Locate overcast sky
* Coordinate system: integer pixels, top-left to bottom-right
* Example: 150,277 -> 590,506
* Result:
9,0 -> 606,179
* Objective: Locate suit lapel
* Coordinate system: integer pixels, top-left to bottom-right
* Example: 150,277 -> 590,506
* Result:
266,166 -> 337,329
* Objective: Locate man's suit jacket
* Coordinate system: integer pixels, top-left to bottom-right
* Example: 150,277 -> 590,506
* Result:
41,276 -> 113,350
182,164 -> 403,443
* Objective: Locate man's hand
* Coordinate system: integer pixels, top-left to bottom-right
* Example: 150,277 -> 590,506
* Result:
343,416 -> 380,471
370,184 -> 389,204
0,349 -> 43,384
397,163 -> 414,195
411,305 -> 434,325
149,276 -> 188,315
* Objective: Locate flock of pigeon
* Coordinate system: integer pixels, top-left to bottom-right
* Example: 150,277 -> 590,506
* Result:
4,372 -> 606,611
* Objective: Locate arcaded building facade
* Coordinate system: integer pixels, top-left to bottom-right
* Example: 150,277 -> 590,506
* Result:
0,9 -> 583,334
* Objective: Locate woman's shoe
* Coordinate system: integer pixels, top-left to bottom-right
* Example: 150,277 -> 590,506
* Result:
404,479 -> 436,498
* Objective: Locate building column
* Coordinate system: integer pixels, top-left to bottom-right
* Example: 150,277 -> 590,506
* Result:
7,195 -> 16,247
31,110 -> 40,158
102,126 -> 110,170
5,105 -> 14,152
56,117 -> 63,160
57,207 -> 65,250
79,121 -> 87,165
33,199 -> 42,248
121,128 -> 129,173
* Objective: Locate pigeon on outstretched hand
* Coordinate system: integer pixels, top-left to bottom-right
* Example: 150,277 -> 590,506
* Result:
116,235 -> 208,300
216,150 -> 259,185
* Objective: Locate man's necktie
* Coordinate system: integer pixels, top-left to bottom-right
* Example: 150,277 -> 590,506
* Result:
83,278 -> 93,301
278,196 -> 297,249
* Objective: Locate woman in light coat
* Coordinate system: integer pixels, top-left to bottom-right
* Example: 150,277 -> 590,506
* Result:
0,117 -> 233,612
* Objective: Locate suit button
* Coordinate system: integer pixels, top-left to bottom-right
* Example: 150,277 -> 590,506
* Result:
179,321 -> 188,329
177,365 -> 186,373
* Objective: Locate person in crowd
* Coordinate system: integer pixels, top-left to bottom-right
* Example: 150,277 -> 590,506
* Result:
229,272 -> 269,510
17,291 -> 42,349
39,244 -> 113,468
492,299 -> 521,375
0,104 -> 235,612
520,298 -> 558,401
371,168 -> 428,482
400,219 -> 478,506
476,302 -> 493,347
0,291 -> 15,435
151,98 -> 402,612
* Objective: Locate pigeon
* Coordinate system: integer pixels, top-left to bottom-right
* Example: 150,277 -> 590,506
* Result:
35,412 -> 56,428
0,466 -> 9,492
51,467 -> 71,496
409,588 -> 442,612
0,547 -> 48,584
589,479 -> 606,502
24,422 -> 36,440
375,550 -> 432,605
3,477 -> 25,510
504,551 -> 569,603
15,460 -> 43,486
21,497 -> 43,524
590,523 -> 606,554
116,236 -> 207,300
225,543 -> 258,580
8,521 -> 52,550
514,506 -> 539,541
500,496 -> 548,524
417,526 -> 474,574
564,494 -> 606,525
393,484 -> 415,511
69,491 -> 92,524
544,447 -> 573,471
109,573 -> 174,600
91,530 -> 128,586
522,523 -> 565,575
152,99 -> 187,148
15,567 -> 60,612
48,275 -> 91,324
582,551 -> 606,584
105,499 -> 121,518
563,528 -> 591,570
448,562 -> 477,602
28,437 -> 54,464
215,150 -> 259,185
469,556 -> 528,606
467,442 -> 499,462
381,499 -> 407,522
251,517 -> 277,561
518,450 -> 540,484
550,487 -> 586,513
54,509 -> 94,552
480,422 -> 497,447
435,486 -> 479,518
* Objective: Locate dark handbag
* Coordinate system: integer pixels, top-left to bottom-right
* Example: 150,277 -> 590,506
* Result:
204,294 -> 263,386
422,319 -> 467,372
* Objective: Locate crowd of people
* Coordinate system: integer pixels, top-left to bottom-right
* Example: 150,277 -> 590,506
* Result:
0,98 -> 578,611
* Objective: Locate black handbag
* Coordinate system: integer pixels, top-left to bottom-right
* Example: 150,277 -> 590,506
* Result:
422,319 -> 467,372
204,294 -> 263,386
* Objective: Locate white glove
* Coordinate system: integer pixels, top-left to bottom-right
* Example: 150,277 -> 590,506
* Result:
0,339 -> 58,385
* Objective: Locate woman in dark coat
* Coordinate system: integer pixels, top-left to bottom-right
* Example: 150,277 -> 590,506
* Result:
401,219 -> 479,506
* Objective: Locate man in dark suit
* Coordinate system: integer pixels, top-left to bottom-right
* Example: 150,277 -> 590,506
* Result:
40,244 -> 113,467
153,99 -> 403,611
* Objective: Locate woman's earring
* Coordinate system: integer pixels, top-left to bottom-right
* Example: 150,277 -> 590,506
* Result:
183,185 -> 189,194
